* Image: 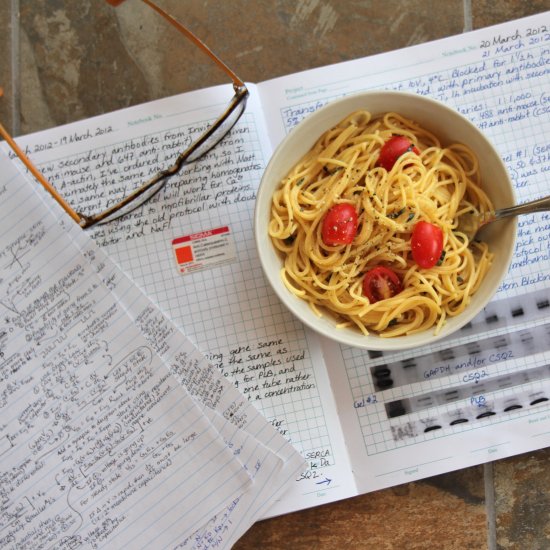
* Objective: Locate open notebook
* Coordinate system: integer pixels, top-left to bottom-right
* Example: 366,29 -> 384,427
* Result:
3,11 -> 550,529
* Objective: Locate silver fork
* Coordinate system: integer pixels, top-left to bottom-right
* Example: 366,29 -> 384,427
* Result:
457,195 -> 550,240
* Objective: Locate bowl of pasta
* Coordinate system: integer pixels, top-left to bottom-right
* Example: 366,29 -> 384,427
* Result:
254,91 -> 516,350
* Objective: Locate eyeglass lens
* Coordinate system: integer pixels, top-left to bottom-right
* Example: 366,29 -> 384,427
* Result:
185,95 -> 247,163
93,91 -> 248,226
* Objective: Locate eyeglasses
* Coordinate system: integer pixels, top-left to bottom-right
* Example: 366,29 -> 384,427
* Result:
0,0 -> 249,228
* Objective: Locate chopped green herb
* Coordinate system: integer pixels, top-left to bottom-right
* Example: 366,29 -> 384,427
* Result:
296,177 -> 305,186
323,166 -> 343,175
407,212 -> 415,222
436,250 -> 446,266
388,318 -> 399,326
388,208 -> 405,219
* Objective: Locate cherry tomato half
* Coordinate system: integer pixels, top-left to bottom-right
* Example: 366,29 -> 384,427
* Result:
377,135 -> 420,171
411,221 -> 444,268
321,203 -> 358,246
362,266 -> 403,303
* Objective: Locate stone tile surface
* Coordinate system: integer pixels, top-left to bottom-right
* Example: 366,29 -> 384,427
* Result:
17,0 -> 465,135
234,466 -> 487,549
0,0 -> 14,132
472,0 -> 550,28
19,0 -> 150,134
3,1 -> 550,549
493,448 -> 550,550
16,0 -> 550,136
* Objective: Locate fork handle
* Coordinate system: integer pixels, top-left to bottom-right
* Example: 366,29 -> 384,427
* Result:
494,195 -> 550,220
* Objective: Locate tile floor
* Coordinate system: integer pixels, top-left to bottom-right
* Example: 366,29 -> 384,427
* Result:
2,1 -> 550,548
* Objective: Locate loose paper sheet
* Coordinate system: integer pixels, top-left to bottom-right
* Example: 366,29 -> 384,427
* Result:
0,151 -> 254,548
56,187 -> 305,548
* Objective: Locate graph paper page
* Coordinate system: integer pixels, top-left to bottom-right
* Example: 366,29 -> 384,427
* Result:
257,12 -> 550,494
9,84 -> 356,515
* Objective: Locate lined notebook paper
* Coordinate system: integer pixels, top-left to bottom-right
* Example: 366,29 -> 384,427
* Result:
0,150 -> 304,548
0,152 -> 254,547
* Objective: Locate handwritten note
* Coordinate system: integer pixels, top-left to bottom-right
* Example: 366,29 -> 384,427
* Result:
0,151 -> 259,548
41,161 -> 305,548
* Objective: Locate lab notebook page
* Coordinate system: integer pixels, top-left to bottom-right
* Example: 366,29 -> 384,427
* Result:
7,83 -> 359,515
257,12 -> 550,493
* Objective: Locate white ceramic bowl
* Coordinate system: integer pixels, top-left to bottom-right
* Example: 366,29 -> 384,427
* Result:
254,91 -> 516,351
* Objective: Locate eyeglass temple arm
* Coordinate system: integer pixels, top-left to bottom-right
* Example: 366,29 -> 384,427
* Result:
107,0 -> 246,90
0,94 -> 82,225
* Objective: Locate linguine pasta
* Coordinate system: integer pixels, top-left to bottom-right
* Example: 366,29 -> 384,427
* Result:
268,110 -> 494,337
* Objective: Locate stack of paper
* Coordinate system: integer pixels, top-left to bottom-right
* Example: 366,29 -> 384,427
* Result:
0,151 -> 304,549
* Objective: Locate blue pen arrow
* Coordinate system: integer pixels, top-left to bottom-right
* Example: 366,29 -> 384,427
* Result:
316,477 -> 331,486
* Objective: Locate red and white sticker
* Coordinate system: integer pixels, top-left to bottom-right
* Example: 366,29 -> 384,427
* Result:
172,226 -> 236,274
